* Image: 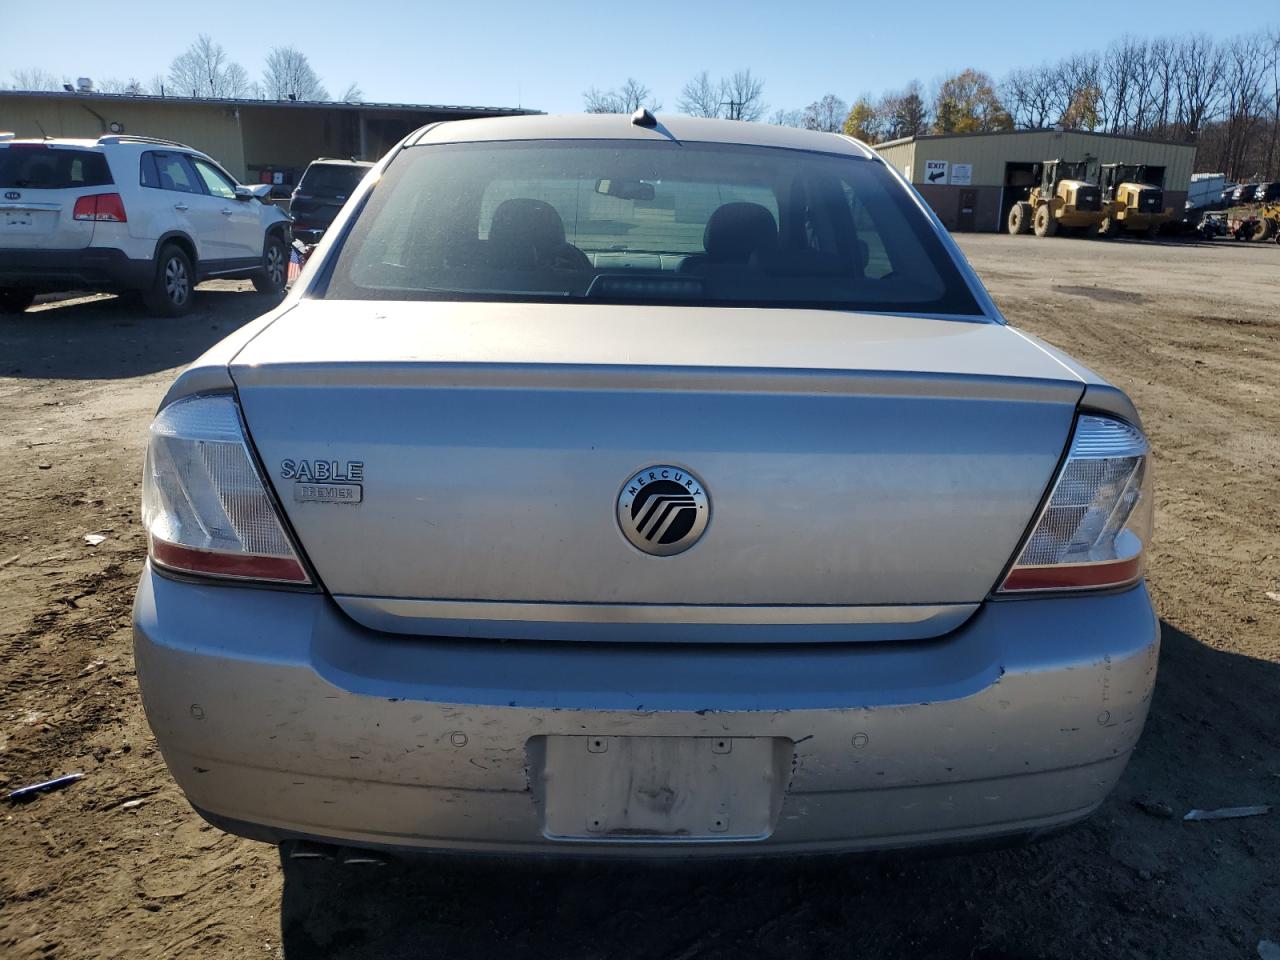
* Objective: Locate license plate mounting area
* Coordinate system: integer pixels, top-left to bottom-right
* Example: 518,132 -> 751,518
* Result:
532,735 -> 790,842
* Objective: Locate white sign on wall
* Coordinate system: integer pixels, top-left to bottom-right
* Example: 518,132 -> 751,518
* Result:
924,160 -> 949,185
951,163 -> 973,186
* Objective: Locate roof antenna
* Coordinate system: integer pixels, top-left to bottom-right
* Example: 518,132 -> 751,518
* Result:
631,107 -> 657,128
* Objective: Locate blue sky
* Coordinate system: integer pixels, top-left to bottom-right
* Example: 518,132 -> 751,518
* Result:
5,0 -> 1275,114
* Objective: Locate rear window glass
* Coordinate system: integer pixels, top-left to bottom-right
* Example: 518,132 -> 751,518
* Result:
0,146 -> 113,189
299,164 -> 368,196
322,140 -> 982,316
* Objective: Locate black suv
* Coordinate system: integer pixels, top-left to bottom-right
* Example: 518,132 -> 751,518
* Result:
288,158 -> 373,243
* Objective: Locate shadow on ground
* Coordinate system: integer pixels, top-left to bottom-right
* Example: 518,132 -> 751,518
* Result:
277,620 -> 1280,960
0,286 -> 279,380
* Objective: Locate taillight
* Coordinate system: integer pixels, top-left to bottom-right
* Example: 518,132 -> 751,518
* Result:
999,415 -> 1151,593
142,395 -> 311,585
72,193 -> 127,222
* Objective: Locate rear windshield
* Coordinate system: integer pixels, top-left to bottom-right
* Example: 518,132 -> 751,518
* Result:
299,164 -> 368,196
0,146 -> 113,189
321,140 -> 982,315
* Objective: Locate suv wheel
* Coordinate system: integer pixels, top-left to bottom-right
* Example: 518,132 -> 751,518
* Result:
144,244 -> 195,317
0,289 -> 36,314
253,234 -> 288,294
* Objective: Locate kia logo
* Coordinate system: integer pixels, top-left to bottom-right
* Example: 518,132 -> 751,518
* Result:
3,191 -> 19,201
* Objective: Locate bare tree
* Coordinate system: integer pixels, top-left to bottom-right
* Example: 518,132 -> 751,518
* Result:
768,107 -> 805,127
1006,33 -> 1229,140
677,68 -> 765,120
6,68 -> 65,91
1174,35 -> 1225,139
1003,63 -> 1069,128
675,68 -> 762,120
583,78 -> 661,114
802,94 -> 848,132
678,71 -> 723,117
1098,40 -> 1133,131
721,69 -> 766,120
96,77 -> 146,95
1267,29 -> 1280,178
263,46 -> 330,101
168,35 -> 253,98
1148,36 -> 1177,136
341,82 -> 364,104
1217,35 -> 1269,177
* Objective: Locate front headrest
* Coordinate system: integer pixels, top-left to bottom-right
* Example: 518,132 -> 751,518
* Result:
488,199 -> 566,259
703,202 -> 778,263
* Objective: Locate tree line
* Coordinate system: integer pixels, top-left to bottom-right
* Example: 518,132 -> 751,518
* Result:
589,29 -> 1280,181
5,35 -> 362,104
998,32 -> 1280,181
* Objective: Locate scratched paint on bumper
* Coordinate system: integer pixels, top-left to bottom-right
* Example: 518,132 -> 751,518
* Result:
134,567 -> 1158,857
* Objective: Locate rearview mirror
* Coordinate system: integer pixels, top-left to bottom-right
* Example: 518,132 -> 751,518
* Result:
595,178 -> 655,202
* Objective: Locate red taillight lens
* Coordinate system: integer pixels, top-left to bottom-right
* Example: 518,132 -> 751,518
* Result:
142,395 -> 311,585
72,192 -> 127,222
999,415 -> 1152,593
149,540 -> 310,582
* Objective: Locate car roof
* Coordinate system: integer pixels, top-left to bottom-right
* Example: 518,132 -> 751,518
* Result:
411,113 -> 875,158
0,137 -> 208,158
308,158 -> 374,167
1,138 -> 103,149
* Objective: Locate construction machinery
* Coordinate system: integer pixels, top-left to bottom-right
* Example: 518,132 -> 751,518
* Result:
1225,202 -> 1280,242
1007,159 -> 1106,238
1096,164 -> 1173,239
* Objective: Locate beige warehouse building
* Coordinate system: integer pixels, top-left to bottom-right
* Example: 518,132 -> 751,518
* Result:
0,90 -> 537,194
875,129 -> 1197,232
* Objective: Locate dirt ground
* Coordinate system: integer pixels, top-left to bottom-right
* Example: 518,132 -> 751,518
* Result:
1,234 -> 1278,960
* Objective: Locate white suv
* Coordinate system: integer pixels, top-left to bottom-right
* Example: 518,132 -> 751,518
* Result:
0,134 -> 291,316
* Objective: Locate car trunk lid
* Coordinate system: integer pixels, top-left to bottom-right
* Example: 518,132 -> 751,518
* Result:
232,301 -> 1083,640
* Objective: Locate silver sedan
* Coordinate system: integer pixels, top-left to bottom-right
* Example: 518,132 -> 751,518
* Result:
134,113 -> 1156,858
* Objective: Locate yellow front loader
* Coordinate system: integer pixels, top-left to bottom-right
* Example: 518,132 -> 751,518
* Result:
1007,159 -> 1107,238
1226,202 -> 1280,242
1097,164 -> 1173,239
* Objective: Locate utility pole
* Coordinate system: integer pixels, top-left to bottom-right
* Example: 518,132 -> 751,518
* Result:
720,99 -> 745,121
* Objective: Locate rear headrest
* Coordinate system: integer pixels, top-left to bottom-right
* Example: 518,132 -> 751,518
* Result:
703,202 -> 778,263
24,159 -> 57,188
488,198 -> 566,262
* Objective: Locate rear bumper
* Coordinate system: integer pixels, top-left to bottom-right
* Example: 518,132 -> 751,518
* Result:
133,568 -> 1159,858
0,246 -> 153,292
289,207 -> 337,244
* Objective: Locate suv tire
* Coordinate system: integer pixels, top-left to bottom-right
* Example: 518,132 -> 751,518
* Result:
0,289 -> 36,314
144,244 -> 195,317
253,234 -> 288,294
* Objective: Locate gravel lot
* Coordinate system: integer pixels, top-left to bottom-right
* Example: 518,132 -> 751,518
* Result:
1,234 -> 1278,960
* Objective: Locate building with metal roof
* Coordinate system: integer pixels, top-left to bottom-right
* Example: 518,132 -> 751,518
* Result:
874,128 -> 1197,232
0,89 -> 540,193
